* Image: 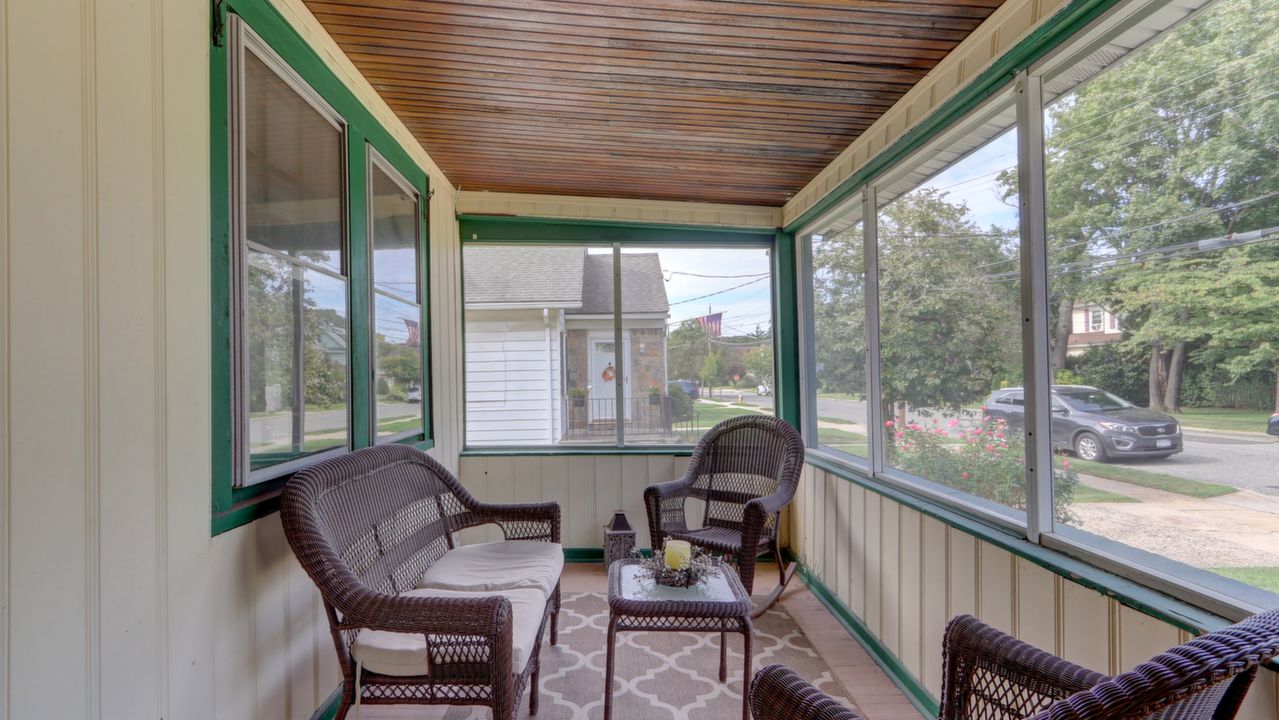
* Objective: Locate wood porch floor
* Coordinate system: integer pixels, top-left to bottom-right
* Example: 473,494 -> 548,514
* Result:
360,563 -> 922,720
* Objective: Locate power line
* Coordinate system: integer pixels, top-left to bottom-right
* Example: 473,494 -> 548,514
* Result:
668,276 -> 769,306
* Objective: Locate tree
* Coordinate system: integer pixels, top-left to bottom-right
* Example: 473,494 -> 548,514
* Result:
700,350 -> 726,399
1025,0 -> 1279,410
1196,245 -> 1279,412
811,225 -> 868,396
876,189 -> 1021,423
744,345 -> 774,388
667,320 -> 710,383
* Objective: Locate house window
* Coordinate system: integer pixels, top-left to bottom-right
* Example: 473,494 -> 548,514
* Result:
368,150 -> 425,441
234,20 -> 350,484
462,243 -> 775,448
1088,307 -> 1104,332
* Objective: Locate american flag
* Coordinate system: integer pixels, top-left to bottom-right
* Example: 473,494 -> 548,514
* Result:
696,312 -> 723,337
403,318 -> 421,347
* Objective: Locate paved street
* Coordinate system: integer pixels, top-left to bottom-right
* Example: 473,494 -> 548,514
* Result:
727,391 -> 1279,496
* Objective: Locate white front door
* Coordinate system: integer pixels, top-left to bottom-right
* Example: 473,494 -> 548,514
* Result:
589,334 -> 629,421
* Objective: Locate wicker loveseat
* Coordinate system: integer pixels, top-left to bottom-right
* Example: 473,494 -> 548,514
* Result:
280,444 -> 563,720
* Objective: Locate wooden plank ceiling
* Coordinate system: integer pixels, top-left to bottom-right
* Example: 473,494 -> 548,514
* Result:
306,0 -> 1006,206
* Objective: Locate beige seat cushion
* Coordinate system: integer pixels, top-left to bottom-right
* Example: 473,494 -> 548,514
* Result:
351,587 -> 546,676
418,540 -> 564,596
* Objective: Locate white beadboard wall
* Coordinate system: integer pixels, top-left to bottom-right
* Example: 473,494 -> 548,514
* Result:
0,0 -> 464,717
791,465 -> 1279,718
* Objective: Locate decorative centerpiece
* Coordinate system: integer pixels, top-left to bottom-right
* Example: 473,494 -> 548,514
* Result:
635,540 -> 717,588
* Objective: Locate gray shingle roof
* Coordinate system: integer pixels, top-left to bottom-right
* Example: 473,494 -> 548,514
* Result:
464,246 -> 668,315
574,253 -> 669,315
464,246 -> 585,307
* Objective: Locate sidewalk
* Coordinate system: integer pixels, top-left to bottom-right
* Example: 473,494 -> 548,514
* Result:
1072,474 -> 1279,567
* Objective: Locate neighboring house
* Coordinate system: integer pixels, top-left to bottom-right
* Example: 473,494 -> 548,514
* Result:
1066,302 -> 1123,356
464,247 -> 670,445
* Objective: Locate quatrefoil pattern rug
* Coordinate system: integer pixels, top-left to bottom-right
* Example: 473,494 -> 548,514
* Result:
442,591 -> 857,720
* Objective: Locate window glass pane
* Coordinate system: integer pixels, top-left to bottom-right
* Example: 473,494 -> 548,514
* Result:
244,49 -> 343,274
370,162 -> 418,302
876,106 -> 1026,519
808,219 -> 869,459
464,245 -> 611,446
246,251 -> 349,469
373,293 -> 423,438
369,157 -> 423,439
462,244 -> 774,447
640,246 -> 775,445
1045,0 -> 1279,603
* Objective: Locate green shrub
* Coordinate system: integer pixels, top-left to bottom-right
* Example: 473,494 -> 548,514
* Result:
1066,344 -> 1149,404
668,386 -> 694,422
886,418 -> 1078,521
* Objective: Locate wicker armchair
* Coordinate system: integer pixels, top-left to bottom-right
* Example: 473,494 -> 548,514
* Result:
280,444 -> 562,720
751,610 -> 1279,720
644,415 -> 804,617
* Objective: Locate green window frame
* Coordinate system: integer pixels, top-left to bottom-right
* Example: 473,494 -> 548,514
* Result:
456,216 -> 800,456
210,0 -> 432,534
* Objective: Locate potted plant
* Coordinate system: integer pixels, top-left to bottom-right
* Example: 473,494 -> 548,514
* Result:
648,382 -> 663,405
570,387 -> 588,408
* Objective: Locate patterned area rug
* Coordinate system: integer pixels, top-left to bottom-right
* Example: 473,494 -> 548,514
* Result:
442,591 -> 857,719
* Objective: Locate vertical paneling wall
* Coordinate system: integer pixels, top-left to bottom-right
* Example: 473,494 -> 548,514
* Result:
791,465 -> 1279,718
0,0 -> 464,718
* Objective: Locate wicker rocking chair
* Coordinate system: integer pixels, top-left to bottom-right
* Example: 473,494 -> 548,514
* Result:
281,445 -> 562,720
644,415 -> 805,618
750,609 -> 1279,720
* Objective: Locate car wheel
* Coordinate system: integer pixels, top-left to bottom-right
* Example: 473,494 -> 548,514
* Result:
1074,431 -> 1108,462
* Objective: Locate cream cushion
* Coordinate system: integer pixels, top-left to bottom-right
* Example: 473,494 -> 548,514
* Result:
418,540 -> 564,596
350,587 -> 546,676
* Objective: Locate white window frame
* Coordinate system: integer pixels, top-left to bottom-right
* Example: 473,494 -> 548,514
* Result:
230,16 -> 352,486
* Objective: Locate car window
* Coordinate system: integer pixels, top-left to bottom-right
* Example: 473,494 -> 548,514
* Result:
1057,388 -> 1133,412
996,393 -> 1024,406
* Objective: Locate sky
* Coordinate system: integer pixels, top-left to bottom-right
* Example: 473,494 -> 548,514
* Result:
919,127 -> 1019,231
621,246 -> 774,336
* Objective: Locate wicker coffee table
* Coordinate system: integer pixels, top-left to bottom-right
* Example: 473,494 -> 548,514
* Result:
604,558 -> 754,720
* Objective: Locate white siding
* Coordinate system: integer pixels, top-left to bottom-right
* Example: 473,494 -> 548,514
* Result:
465,310 -> 560,446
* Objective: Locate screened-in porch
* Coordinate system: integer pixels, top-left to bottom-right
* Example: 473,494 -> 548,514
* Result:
4,0 -> 1279,718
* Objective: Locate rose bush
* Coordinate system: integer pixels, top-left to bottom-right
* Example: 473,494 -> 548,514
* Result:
886,418 -> 1078,521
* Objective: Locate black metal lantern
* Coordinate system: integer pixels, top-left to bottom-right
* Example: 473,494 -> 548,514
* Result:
603,510 -> 636,567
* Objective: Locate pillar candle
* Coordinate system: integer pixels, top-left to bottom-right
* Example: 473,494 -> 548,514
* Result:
664,540 -> 692,571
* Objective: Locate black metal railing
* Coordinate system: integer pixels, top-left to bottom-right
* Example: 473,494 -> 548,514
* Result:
562,395 -> 696,441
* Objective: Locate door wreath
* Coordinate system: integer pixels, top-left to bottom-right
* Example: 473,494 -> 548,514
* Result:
601,364 -> 616,382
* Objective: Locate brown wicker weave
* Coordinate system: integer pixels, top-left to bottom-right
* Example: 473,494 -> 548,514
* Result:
751,665 -> 860,720
750,610 -> 1279,720
644,415 -> 805,617
604,557 -> 754,720
280,444 -> 562,720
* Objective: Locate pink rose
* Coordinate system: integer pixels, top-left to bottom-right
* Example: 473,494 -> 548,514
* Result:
885,420 -> 895,428
961,472 -> 970,480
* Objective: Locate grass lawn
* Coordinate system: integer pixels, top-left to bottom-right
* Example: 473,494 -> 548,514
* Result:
377,416 -> 424,435
1173,407 -> 1272,434
1209,567 -> 1279,594
1073,484 -> 1138,503
689,401 -> 769,429
818,415 -> 861,425
1071,458 -> 1236,498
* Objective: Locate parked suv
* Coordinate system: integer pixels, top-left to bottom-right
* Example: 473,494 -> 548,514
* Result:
982,385 -> 1181,462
